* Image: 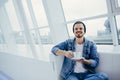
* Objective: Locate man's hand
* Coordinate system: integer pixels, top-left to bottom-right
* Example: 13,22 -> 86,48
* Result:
64,51 -> 73,58
73,57 -> 91,65
56,50 -> 73,58
73,57 -> 85,62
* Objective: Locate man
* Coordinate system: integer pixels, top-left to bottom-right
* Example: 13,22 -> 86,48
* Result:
51,21 -> 108,80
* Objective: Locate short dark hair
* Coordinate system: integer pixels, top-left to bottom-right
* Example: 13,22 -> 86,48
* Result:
73,21 -> 86,33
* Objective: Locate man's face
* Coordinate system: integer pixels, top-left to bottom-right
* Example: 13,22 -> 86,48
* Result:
73,23 -> 85,38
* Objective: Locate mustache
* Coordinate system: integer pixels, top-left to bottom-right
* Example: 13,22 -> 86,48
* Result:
76,31 -> 81,33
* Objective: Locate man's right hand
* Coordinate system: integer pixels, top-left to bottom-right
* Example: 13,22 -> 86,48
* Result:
56,50 -> 73,58
64,51 -> 73,58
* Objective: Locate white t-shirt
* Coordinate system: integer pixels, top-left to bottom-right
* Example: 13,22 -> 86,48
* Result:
74,43 -> 86,73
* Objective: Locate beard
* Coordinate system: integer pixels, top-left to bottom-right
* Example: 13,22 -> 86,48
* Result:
75,31 -> 84,38
76,34 -> 84,38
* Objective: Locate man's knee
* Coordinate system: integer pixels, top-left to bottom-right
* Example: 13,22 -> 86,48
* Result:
65,75 -> 78,80
85,72 -> 108,80
97,72 -> 109,80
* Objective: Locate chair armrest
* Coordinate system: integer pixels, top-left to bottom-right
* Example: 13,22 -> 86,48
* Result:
49,53 -> 64,80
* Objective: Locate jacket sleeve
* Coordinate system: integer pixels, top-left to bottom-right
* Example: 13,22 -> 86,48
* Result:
89,42 -> 99,68
51,40 -> 68,56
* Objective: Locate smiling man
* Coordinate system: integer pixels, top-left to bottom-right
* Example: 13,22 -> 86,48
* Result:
51,21 -> 108,80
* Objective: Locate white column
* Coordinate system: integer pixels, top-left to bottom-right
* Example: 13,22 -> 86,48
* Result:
0,6 -> 17,54
42,0 -> 69,44
12,0 -> 38,58
42,0 -> 69,80
26,0 -> 45,59
106,0 -> 119,45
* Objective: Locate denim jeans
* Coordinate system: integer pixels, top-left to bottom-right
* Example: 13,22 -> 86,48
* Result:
65,72 -> 108,80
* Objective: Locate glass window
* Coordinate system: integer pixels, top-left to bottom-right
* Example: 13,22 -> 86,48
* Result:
61,0 -> 107,21
39,28 -> 53,44
116,15 -> 120,44
31,0 -> 48,27
112,0 -> 120,12
85,18 -> 111,37
0,25 -> 7,52
5,0 -> 21,32
17,44 -> 33,57
0,27 -> 6,51
118,0 -> 120,7
67,23 -> 74,37
0,27 -> 5,44
14,31 -> 25,44
21,0 -> 34,29
15,31 -> 33,58
115,0 -> 120,7
67,18 -> 113,44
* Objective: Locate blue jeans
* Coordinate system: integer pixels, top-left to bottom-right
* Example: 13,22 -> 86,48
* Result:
65,72 -> 108,80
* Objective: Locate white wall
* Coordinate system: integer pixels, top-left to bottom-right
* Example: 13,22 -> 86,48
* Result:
0,52 -> 55,80
97,52 -> 120,80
